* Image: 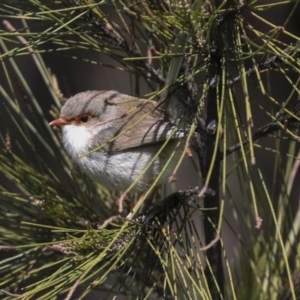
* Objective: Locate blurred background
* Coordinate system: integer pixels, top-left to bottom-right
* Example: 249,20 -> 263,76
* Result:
1,1 -> 300,299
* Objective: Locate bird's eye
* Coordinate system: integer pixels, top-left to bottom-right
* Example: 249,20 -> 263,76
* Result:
80,115 -> 90,123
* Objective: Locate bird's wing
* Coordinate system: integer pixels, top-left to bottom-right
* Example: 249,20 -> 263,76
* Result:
89,116 -> 184,154
88,98 -> 184,154
110,118 -> 184,152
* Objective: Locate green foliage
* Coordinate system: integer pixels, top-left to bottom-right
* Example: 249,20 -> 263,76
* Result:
1,0 -> 300,299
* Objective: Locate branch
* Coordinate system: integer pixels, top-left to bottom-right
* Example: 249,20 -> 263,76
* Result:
223,102 -> 300,157
227,42 -> 300,88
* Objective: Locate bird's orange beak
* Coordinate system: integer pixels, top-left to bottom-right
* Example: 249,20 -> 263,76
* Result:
49,117 -> 70,127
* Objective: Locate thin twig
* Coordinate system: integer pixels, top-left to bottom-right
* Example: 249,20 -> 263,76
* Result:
223,117 -> 300,158
97,216 -> 118,229
65,278 -> 81,300
3,20 -> 34,51
199,234 -> 220,251
1,290 -> 20,297
227,42 -> 300,88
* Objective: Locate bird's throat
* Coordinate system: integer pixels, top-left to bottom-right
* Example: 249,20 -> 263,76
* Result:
62,124 -> 93,160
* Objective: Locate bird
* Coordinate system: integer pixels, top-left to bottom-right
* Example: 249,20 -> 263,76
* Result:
49,90 -> 185,192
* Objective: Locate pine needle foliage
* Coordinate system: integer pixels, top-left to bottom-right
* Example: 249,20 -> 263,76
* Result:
1,0 -> 300,299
